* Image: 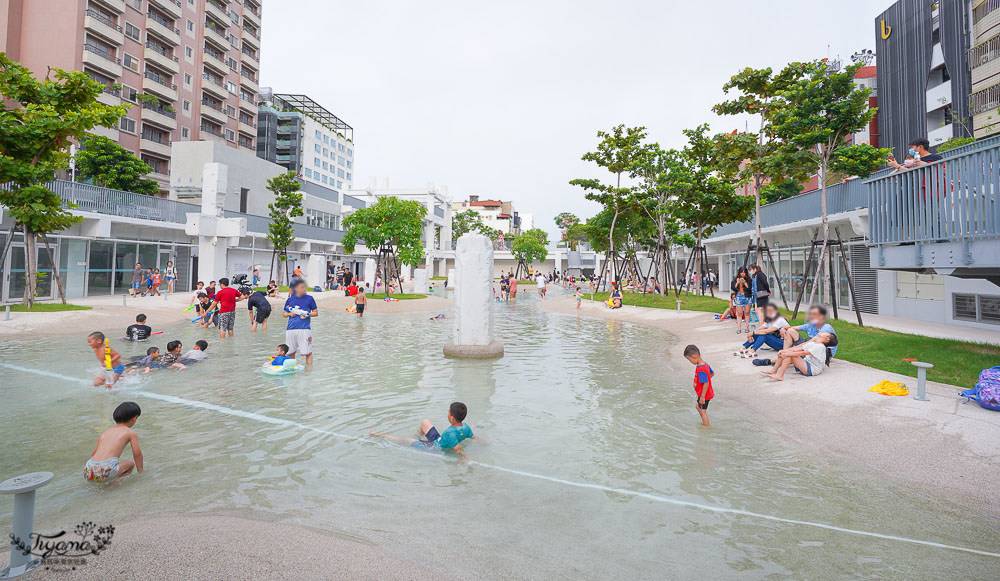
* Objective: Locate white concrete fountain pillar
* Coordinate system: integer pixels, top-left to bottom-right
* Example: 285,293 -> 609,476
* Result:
363,257 -> 377,287
413,268 -> 428,293
443,233 -> 504,358
184,163 -> 246,284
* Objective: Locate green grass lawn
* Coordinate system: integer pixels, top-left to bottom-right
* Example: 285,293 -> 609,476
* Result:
5,303 -> 93,312
253,286 -> 290,292
430,276 -> 447,281
368,293 -> 426,300
583,291 -> 999,388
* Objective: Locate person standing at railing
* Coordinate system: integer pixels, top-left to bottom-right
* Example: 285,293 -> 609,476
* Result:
887,138 -> 946,241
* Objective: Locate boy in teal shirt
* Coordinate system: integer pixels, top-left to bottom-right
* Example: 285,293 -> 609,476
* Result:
371,402 -> 475,455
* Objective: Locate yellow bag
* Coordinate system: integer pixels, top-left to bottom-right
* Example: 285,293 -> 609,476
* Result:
868,380 -> 908,396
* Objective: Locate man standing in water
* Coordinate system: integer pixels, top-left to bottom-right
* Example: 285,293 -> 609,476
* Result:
283,279 -> 318,365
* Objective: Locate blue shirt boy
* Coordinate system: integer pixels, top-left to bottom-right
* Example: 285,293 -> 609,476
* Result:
436,423 -> 474,450
796,322 -> 838,356
284,294 -> 318,330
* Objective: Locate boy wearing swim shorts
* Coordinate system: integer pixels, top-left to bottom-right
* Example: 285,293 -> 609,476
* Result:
684,344 -> 713,427
355,286 -> 367,318
283,280 -> 318,365
84,402 -> 143,483
371,402 -> 476,456
87,331 -> 123,389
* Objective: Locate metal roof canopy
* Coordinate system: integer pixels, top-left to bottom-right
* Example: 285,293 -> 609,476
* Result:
273,93 -> 353,141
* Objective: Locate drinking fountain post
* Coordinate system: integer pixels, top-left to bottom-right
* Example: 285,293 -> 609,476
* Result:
910,361 -> 933,402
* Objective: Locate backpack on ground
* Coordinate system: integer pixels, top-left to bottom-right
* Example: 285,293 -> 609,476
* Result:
959,366 -> 1000,411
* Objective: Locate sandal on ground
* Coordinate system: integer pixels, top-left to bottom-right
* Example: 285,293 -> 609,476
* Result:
741,350 -> 756,359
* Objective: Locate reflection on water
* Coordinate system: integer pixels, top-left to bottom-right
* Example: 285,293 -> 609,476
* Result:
0,291 -> 997,579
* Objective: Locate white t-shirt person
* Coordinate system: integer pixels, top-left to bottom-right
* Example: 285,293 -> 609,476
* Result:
801,342 -> 826,375
536,275 -> 546,289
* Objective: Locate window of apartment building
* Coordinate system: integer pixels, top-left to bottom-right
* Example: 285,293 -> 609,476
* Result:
347,148 -> 353,157
125,22 -> 141,42
305,168 -> 312,178
187,19 -> 194,32
185,46 -> 193,58
337,181 -> 343,188
337,168 -> 345,178
182,127 -> 189,139
314,144 -> 321,153
123,53 -> 139,73
188,0 -> 194,4
339,143 -> 345,152
322,147 -> 328,157
183,100 -> 191,112
225,105 -> 236,118
314,130 -> 322,139
314,157 -> 320,166
322,161 -> 328,170
121,84 -> 138,103
346,160 -> 352,169
338,156 -> 345,166
225,128 -> 235,142
120,117 -> 137,134
227,58 -> 239,71
346,172 -> 351,181
226,80 -> 238,93
322,175 -> 328,184
184,73 -> 192,86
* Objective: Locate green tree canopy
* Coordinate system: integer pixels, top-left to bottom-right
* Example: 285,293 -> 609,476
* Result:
75,134 -> 158,194
265,172 -> 303,284
0,53 -> 128,305
510,227 -> 549,265
342,196 -> 426,267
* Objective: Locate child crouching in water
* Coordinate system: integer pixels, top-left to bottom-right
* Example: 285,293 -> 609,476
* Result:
371,402 -> 475,456
684,344 -> 714,427
84,402 -> 143,483
87,331 -> 123,389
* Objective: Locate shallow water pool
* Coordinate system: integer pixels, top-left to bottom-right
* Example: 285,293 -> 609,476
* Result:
0,292 -> 997,579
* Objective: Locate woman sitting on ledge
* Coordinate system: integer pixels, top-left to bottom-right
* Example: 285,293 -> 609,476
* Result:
608,283 -> 623,309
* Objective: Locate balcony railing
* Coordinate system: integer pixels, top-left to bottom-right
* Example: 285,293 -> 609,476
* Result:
204,46 -> 225,61
146,9 -> 174,29
205,20 -> 227,36
867,143 -> 1000,245
202,71 -> 224,87
143,69 -> 176,89
141,100 -> 176,118
141,131 -> 171,144
242,25 -> 260,40
200,123 -> 223,136
86,9 -> 121,30
145,40 -> 176,60
238,117 -> 255,127
47,180 -> 197,223
240,70 -> 256,82
83,43 -> 119,62
200,98 -> 223,112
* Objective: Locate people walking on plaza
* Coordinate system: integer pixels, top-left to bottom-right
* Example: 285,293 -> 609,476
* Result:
731,267 -> 753,333
165,261 -> 176,293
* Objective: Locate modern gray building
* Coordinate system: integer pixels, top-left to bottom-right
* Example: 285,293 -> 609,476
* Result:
875,0 -> 973,154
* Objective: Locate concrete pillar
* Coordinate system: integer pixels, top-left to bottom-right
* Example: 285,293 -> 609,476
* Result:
363,257 -> 377,287
413,268 -> 428,293
443,233 -> 503,358
446,267 -> 457,290
185,163 -> 245,284
306,254 -> 326,290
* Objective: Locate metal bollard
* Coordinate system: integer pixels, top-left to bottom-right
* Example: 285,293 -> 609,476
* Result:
676,300 -> 682,313
910,361 -> 934,401
0,472 -> 54,579
122,294 -> 127,307
4,306 -> 9,321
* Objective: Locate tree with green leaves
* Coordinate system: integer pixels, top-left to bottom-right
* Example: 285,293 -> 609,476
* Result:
265,172 -> 303,285
769,59 -> 889,307
713,65 -> 814,265
667,125 -> 754,295
564,222 -> 589,250
342,196 -> 426,291
451,209 -> 500,241
760,181 -> 802,204
630,143 -> 691,293
0,54 -> 127,306
75,134 -> 159,194
510,227 -> 549,277
570,125 -> 647,287
554,212 -> 579,245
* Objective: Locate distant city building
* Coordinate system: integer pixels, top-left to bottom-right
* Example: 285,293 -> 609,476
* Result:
970,2 -> 1000,138
256,90 -> 354,196
876,0 -> 972,151
451,195 -> 527,235
0,0 -> 264,192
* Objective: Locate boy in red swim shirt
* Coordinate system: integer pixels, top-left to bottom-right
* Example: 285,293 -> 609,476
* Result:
684,344 -> 714,427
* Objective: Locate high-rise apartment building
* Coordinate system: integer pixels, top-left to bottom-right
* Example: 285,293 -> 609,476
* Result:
256,90 -> 355,194
0,0 -> 263,192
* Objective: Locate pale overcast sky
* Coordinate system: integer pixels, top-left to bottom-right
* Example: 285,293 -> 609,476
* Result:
260,0 -> 885,241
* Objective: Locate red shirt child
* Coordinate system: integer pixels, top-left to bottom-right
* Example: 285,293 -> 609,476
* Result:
684,344 -> 714,427
214,285 -> 240,313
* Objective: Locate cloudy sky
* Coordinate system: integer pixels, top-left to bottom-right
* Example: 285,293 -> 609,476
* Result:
260,0 -> 885,241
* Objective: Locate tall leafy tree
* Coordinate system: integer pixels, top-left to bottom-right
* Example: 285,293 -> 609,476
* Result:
265,172 -> 303,285
631,144 -> 690,293
667,125 -> 754,295
0,54 -> 127,306
570,125 -> 647,286
342,196 -> 426,289
510,227 -> 549,276
554,212 -> 579,245
713,65 -> 813,264
75,134 -> 159,194
769,60 -> 889,305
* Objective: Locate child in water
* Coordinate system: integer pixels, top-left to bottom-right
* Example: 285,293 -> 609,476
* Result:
271,343 -> 292,366
684,344 -> 714,427
575,286 -> 583,310
84,402 -> 143,483
371,402 -> 476,456
87,331 -> 123,389
355,286 -> 367,318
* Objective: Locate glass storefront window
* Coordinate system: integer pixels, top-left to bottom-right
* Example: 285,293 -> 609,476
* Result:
88,240 -> 114,296
58,239 -> 88,299
114,242 -> 138,293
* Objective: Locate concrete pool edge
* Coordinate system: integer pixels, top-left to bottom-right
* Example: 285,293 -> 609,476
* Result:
537,295 -> 1000,514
